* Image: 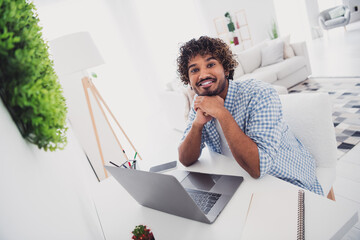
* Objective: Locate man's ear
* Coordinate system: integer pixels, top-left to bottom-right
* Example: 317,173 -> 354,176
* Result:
228,70 -> 234,80
225,70 -> 230,79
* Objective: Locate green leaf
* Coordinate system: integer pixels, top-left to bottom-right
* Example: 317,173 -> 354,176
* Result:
0,0 -> 68,151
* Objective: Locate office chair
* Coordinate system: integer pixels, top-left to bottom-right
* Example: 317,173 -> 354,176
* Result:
280,92 -> 337,200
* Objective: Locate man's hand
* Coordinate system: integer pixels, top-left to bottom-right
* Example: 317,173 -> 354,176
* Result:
193,108 -> 213,126
194,95 -> 225,119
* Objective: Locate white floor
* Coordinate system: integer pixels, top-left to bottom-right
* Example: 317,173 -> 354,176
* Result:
308,21 -> 360,78
336,144 -> 360,239
306,21 -> 360,239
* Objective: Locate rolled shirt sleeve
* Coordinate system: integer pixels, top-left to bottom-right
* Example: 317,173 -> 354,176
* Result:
245,86 -> 283,178
181,101 -> 206,150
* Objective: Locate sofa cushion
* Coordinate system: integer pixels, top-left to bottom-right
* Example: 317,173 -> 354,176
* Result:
265,36 -> 295,59
253,56 -> 305,80
275,66 -> 309,88
236,42 -> 266,74
234,70 -> 277,84
281,35 -> 295,59
328,6 -> 345,19
272,85 -> 288,94
261,40 -> 284,67
233,59 -> 245,79
325,17 -> 347,26
276,56 -> 306,79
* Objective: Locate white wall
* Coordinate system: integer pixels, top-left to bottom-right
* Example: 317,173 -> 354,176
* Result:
0,101 -> 104,239
273,0 -> 312,42
318,0 -> 343,11
33,0 -> 207,159
36,0 -> 206,88
305,0 -> 324,39
195,0 -> 278,45
106,0 -> 206,86
344,0 -> 360,23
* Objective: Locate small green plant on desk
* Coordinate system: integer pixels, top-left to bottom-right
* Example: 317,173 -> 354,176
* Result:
132,225 -> 155,240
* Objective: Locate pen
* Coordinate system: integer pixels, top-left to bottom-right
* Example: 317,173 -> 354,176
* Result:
122,149 -> 131,167
109,161 -> 120,167
134,152 -> 138,160
120,162 -> 128,169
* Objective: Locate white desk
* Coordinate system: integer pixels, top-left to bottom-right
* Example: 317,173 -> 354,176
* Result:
92,148 -> 358,240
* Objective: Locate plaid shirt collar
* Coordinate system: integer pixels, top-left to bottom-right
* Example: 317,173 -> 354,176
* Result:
224,80 -> 237,114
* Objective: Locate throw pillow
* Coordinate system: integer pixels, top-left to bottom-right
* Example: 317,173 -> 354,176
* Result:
281,35 -> 295,59
233,56 -> 245,80
266,35 -> 295,59
328,6 -> 345,19
236,42 -> 266,74
261,40 -> 284,67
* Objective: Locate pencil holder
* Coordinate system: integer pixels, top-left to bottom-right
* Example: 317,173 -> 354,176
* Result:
121,160 -> 138,170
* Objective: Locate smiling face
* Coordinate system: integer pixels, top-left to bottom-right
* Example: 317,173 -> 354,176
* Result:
188,54 -> 229,99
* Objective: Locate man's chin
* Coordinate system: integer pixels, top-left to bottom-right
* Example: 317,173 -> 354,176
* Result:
197,89 -> 219,96
202,92 -> 217,96
195,88 -> 216,96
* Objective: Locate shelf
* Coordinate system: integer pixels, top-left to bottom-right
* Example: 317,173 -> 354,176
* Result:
213,9 -> 253,50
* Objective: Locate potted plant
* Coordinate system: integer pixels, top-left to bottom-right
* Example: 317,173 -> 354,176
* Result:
132,225 -> 155,240
0,0 -> 68,151
225,12 -> 235,32
269,20 -> 279,40
224,12 -> 239,45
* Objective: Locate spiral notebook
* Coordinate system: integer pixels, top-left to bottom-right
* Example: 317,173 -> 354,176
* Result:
241,189 -> 305,240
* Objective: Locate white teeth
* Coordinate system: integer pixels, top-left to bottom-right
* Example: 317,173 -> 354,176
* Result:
200,81 -> 212,86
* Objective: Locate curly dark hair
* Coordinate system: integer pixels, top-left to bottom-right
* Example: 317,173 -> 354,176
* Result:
177,36 -> 238,85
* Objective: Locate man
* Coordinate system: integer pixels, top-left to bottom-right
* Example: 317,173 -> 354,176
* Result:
177,36 -> 323,195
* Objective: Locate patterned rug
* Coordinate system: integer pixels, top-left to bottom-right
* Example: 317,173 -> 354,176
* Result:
288,77 -> 360,159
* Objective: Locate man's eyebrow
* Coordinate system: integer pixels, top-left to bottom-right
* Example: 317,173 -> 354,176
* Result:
188,63 -> 196,69
188,56 -> 216,69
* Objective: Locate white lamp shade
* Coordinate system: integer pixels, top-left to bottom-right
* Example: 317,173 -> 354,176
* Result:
50,32 -> 105,76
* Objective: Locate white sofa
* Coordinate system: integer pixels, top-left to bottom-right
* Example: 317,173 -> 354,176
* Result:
233,40 -> 312,89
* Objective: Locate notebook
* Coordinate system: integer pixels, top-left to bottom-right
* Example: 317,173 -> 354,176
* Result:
241,189 -> 305,240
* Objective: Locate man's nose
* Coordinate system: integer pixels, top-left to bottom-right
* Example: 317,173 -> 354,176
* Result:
199,68 -> 211,81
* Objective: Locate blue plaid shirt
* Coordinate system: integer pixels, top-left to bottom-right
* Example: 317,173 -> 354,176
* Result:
182,79 -> 324,195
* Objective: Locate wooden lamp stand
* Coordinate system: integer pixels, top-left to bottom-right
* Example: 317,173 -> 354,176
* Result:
81,76 -> 142,178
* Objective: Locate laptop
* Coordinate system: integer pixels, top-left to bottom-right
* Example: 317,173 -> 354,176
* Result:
105,166 -> 243,224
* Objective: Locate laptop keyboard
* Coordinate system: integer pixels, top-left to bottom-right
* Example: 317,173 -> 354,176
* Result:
186,188 -> 222,214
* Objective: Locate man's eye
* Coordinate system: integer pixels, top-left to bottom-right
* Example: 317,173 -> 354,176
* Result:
190,68 -> 199,73
208,63 -> 215,68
